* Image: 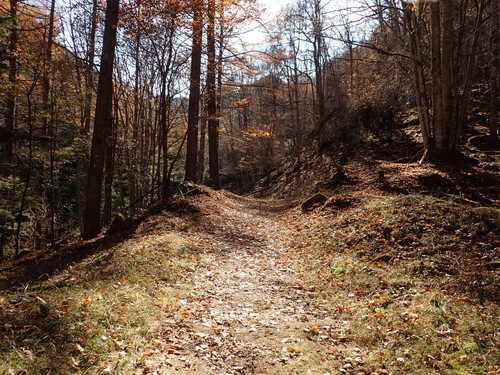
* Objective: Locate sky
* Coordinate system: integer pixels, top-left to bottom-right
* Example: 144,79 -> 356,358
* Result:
257,0 -> 292,17
243,0 -> 292,45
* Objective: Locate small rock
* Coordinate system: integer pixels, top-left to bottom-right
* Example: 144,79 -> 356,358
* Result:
301,193 -> 328,213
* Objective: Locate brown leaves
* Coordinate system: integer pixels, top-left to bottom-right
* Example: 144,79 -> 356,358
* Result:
286,347 -> 302,356
82,296 -> 92,306
141,351 -> 155,361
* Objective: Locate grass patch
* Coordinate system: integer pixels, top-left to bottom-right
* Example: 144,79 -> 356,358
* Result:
0,211 -> 198,374
288,194 -> 499,374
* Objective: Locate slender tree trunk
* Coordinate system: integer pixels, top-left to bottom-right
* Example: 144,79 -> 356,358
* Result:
489,0 -> 499,142
48,101 -> 56,246
78,0 -> 98,231
160,78 -> 171,199
103,140 -> 114,227
160,22 -> 175,199
103,104 -> 116,226
129,33 -> 141,213
430,1 -> 444,148
439,0 -> 454,153
207,0 -> 220,189
83,0 -> 120,239
454,0 -> 484,148
1,0 -> 18,258
185,0 -> 204,182
85,0 -> 98,133
4,0 -> 17,168
311,0 -> 326,142
292,51 -> 302,154
43,0 -> 56,247
215,13 -> 225,176
402,1 -> 432,159
160,73 -> 170,199
15,83 -> 37,255
197,112 -> 206,183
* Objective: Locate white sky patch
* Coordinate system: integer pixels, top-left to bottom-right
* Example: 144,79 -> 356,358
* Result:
257,0 -> 292,17
245,0 -> 293,44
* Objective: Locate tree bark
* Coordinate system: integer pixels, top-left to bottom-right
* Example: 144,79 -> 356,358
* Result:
85,0 -> 98,133
439,0 -> 454,153
1,0 -> 18,258
78,0 -> 98,231
197,112 -> 206,183
430,1 -> 444,149
43,0 -> 56,247
454,0 -> 484,149
4,0 -> 18,169
311,0 -> 327,140
207,0 -> 220,189
103,113 -> 115,227
160,73 -> 171,199
83,0 -> 120,239
160,21 -> 176,199
488,0 -> 498,142
185,0 -> 204,182
402,1 -> 432,158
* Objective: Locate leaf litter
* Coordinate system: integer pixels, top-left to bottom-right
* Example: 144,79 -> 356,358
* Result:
155,191 -> 343,375
1,183 -> 498,374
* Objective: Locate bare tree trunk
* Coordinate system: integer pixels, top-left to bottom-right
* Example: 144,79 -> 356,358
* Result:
159,22 -> 175,199
289,40 -> 302,155
129,33 -> 141,213
160,77 -> 171,199
4,0 -> 17,168
489,0 -> 498,142
311,0 -> 326,140
402,1 -> 432,159
207,0 -> 220,189
430,1 -> 444,149
197,113 -> 206,183
43,0 -> 56,247
85,0 -> 98,133
83,0 -> 120,239
439,0 -> 454,154
15,82 -> 37,255
78,0 -> 99,232
185,0 -> 204,182
103,105 -> 116,227
1,0 -> 18,258
454,0 -> 484,149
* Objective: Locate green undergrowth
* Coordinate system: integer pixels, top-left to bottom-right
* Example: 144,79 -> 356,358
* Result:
0,210 -> 198,375
289,194 -> 499,374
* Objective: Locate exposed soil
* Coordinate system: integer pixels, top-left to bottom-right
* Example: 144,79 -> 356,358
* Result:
156,192 -> 343,374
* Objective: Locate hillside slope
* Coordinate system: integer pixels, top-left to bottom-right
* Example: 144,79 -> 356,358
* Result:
0,183 -> 498,374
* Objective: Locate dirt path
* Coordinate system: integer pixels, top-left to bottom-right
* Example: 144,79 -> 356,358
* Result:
157,192 -> 345,375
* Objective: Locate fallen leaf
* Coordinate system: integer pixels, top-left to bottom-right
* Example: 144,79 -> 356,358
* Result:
287,347 -> 302,355
141,351 -> 154,361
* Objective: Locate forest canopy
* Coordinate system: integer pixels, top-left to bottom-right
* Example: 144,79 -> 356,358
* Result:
0,0 -> 498,255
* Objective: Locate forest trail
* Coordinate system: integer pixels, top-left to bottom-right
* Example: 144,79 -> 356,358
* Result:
2,183 -> 498,374
158,191 -> 341,374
